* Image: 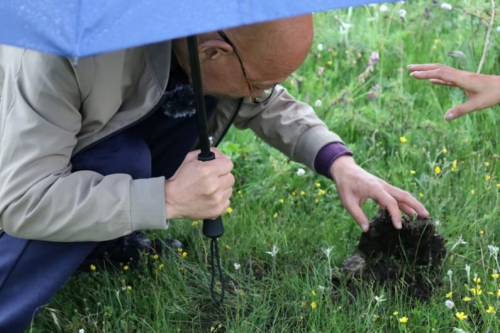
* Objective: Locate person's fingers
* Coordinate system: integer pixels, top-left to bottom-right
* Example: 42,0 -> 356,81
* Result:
207,156 -> 234,176
429,79 -> 456,87
407,63 -> 443,72
219,172 -> 235,190
373,191 -> 402,229
444,99 -> 480,121
399,202 -> 417,218
210,148 -> 226,158
410,68 -> 456,84
342,197 -> 370,232
383,184 -> 429,218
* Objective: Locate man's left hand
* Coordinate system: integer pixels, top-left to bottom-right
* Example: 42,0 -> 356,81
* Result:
329,156 -> 429,232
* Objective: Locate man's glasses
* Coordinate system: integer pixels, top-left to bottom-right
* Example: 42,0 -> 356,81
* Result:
217,30 -> 275,104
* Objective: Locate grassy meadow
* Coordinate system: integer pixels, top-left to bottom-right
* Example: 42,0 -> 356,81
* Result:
31,0 -> 500,332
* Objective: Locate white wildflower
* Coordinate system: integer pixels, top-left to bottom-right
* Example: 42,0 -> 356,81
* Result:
79,330 -> 85,333
322,246 -> 334,281
447,269 -> 453,290
496,26 -> 500,33
380,4 -> 388,12
488,245 -> 499,258
318,285 -> 326,293
314,99 -> 322,107
449,235 -> 467,253
317,43 -> 324,51
296,168 -> 306,176
445,300 -> 455,309
266,244 -> 279,257
453,328 -> 468,333
465,264 -> 471,285
399,9 -> 407,19
374,294 -> 386,303
234,262 -> 241,270
322,247 -> 334,258
441,3 -> 452,10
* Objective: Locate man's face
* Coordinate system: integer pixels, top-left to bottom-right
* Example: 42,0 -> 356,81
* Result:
200,47 -> 295,101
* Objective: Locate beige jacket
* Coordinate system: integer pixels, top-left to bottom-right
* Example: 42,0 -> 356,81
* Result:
0,42 -> 343,242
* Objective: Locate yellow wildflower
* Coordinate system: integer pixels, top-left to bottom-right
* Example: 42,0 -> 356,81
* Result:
191,220 -> 199,227
399,317 -> 408,324
485,162 -> 490,167
90,264 -> 96,271
158,263 -> 165,270
315,182 -> 321,188
497,183 -> 500,188
463,296 -> 471,302
470,190 -> 475,195
153,254 -> 159,260
310,301 -> 317,309
279,198 -> 285,204
492,273 -> 499,279
486,306 -> 496,314
301,301 -> 307,308
177,248 -> 183,253
470,287 -> 482,296
182,252 -> 188,258
318,189 -> 326,196
393,311 -> 399,316
419,192 -> 424,198
485,175 -> 491,181
446,292 -> 453,298
451,159 -> 458,172
226,207 -> 233,214
126,285 -> 132,291
488,291 -> 494,296
479,230 -> 484,236
473,277 -> 481,284
327,60 -> 333,66
239,290 -> 245,296
314,198 -> 319,203
292,191 -> 296,196
455,312 -> 467,320
410,170 -> 416,175
300,191 -> 306,196
400,136 -> 408,144
210,327 -> 215,332
312,290 -> 317,296
434,166 -> 442,174
273,212 -> 278,218
442,147 -> 448,154
497,289 -> 500,297
224,245 -> 231,250
123,265 -> 129,271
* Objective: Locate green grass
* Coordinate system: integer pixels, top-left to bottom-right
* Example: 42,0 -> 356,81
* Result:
31,1 -> 500,332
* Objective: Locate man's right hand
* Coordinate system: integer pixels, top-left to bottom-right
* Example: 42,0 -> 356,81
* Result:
164,148 -> 234,220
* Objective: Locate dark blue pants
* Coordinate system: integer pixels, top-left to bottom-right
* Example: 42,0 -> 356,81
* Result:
0,100 -> 216,332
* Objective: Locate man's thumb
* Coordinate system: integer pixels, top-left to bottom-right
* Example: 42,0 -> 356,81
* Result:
444,100 -> 477,121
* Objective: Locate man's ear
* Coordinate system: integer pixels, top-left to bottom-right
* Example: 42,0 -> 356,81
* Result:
198,39 -> 233,62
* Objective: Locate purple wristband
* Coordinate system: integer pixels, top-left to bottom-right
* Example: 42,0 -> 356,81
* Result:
314,142 -> 353,178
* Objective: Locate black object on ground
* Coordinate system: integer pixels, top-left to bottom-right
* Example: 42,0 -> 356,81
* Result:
332,210 -> 446,300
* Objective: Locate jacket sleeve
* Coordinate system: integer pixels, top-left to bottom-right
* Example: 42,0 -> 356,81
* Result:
233,85 -> 344,171
0,49 -> 167,242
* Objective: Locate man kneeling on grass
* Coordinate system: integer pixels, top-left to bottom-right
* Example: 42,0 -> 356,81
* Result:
0,15 -> 428,332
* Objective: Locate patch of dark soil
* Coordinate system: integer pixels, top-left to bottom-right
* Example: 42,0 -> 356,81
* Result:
332,210 -> 446,300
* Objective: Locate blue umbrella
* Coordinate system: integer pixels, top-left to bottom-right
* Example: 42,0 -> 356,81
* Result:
1,0 -> 397,58
0,0 -> 398,306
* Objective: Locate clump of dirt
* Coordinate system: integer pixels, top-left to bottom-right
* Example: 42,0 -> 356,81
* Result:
332,210 -> 447,300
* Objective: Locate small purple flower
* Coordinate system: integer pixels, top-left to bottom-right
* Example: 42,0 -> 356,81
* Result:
372,83 -> 381,90
369,92 -> 376,99
369,51 -> 380,66
317,67 -> 325,76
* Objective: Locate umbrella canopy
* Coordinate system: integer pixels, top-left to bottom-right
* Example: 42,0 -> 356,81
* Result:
1,0 -> 397,58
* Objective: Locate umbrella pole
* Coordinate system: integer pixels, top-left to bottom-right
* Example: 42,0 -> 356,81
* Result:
187,35 -> 225,306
